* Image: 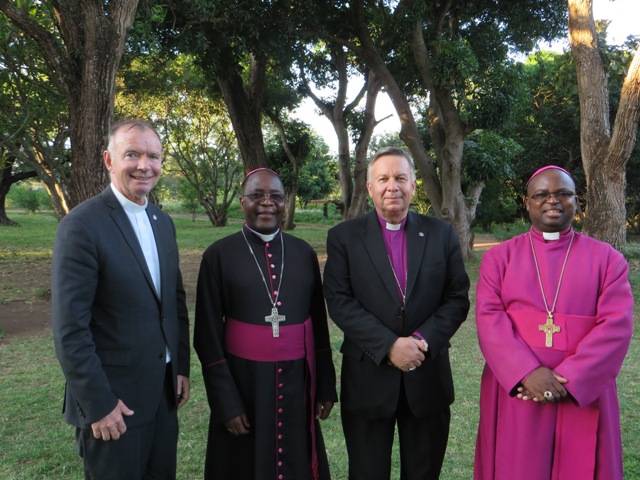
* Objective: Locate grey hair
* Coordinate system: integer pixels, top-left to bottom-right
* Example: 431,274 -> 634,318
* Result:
107,119 -> 162,152
367,146 -> 416,182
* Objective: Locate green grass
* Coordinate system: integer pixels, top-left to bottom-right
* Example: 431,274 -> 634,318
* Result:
1,212 -> 639,479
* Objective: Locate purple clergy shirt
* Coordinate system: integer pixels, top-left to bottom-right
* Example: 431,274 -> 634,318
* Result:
377,213 -> 407,305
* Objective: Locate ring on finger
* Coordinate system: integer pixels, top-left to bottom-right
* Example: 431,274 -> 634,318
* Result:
544,390 -> 554,400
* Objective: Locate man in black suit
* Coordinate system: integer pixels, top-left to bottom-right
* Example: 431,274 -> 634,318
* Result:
323,146 -> 470,480
52,119 -> 190,479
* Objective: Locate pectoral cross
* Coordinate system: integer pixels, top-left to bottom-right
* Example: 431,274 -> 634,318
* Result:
538,313 -> 561,348
265,307 -> 286,338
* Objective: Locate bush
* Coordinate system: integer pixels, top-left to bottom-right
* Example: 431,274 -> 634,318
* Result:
8,185 -> 49,213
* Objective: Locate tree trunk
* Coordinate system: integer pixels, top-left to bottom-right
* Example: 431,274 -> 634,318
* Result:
568,0 -> 640,248
348,69 -> 384,219
217,53 -> 268,173
268,112 -> 301,231
351,1 -> 476,258
0,160 -> 38,226
300,47 -> 367,218
0,0 -> 141,211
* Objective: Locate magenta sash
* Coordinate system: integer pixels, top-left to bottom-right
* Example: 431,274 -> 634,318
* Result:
510,310 -> 599,479
225,317 -> 319,480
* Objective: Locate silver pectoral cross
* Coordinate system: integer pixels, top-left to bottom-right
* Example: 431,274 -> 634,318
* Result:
538,312 -> 561,348
265,307 -> 286,337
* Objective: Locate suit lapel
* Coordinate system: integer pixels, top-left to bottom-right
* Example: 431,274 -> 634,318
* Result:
102,188 -> 160,301
405,212 -> 427,302
146,204 -> 166,303
361,212 -> 401,304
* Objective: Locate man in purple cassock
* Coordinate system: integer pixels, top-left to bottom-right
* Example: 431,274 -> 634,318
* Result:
474,166 -> 634,479
194,169 -> 337,480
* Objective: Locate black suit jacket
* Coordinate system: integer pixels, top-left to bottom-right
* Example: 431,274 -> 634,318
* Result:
52,187 -> 190,428
323,211 -> 470,418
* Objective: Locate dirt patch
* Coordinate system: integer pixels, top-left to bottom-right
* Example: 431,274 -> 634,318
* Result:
0,253 -> 205,343
0,234 -> 499,342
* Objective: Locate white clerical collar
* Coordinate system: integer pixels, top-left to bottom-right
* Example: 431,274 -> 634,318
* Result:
245,225 -> 280,243
386,222 -> 402,231
377,213 -> 407,231
542,231 -> 561,241
110,183 -> 147,213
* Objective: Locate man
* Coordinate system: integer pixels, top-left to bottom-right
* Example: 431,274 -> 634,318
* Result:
194,168 -> 337,479
52,119 -> 190,479
474,166 -> 634,479
323,147 -> 470,480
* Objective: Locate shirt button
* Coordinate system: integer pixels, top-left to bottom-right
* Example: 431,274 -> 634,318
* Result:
266,242 -> 270,247
278,422 -> 282,427
278,368 -> 283,373
278,408 -> 283,413
271,264 -> 275,268
279,383 -> 283,388
277,301 -> 282,306
278,434 -> 283,439
272,274 -> 277,279
279,395 -> 284,400
278,448 -> 283,453
268,253 -> 273,258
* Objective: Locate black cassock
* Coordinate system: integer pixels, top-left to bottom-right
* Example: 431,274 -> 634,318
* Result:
195,226 -> 337,480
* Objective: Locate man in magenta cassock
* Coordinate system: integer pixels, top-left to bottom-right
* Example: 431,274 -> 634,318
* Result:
194,169 -> 337,479
474,166 -> 634,479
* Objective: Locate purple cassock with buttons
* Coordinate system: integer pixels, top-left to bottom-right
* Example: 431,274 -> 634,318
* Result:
194,225 -> 337,480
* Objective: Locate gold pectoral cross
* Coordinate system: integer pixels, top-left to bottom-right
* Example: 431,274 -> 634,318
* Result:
265,307 -> 286,338
539,313 -> 561,348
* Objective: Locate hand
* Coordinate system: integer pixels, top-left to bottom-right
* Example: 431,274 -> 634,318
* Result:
388,337 -> 426,372
176,375 -> 190,409
224,414 -> 251,436
91,399 -> 134,441
517,368 -> 568,403
315,401 -> 334,420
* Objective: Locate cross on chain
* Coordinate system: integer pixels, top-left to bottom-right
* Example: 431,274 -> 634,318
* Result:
265,307 -> 286,338
538,313 -> 561,348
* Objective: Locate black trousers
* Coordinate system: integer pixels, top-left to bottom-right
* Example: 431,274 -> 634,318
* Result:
76,364 -> 179,480
341,382 -> 451,480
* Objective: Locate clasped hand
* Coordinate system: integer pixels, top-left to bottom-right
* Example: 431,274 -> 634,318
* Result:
388,336 -> 428,373
517,367 -> 568,403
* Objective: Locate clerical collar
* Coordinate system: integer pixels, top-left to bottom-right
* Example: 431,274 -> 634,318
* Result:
531,227 -> 572,242
110,183 -> 147,213
245,224 -> 280,243
377,213 -> 407,231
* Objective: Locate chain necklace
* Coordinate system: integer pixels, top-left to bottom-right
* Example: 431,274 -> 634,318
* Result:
388,255 -> 407,306
529,230 -> 575,347
241,229 -> 286,337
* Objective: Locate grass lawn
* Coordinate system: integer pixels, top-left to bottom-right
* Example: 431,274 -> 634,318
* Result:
0,212 -> 638,479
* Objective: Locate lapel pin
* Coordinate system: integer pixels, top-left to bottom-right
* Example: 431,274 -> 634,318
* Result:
153,215 -> 157,221
419,232 -> 425,237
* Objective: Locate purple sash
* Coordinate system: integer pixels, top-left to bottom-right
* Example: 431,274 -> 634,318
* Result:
225,317 -> 319,480
510,310 -> 599,479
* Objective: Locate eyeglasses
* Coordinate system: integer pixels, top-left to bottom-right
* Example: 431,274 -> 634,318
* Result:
242,192 -> 286,203
527,191 -> 576,203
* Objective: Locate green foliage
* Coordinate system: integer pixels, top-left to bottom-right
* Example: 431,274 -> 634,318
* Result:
116,53 -> 243,227
265,121 -> 337,205
431,39 -> 479,90
7,185 -> 50,213
0,9 -> 71,204
473,180 -> 520,232
463,130 -> 522,183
